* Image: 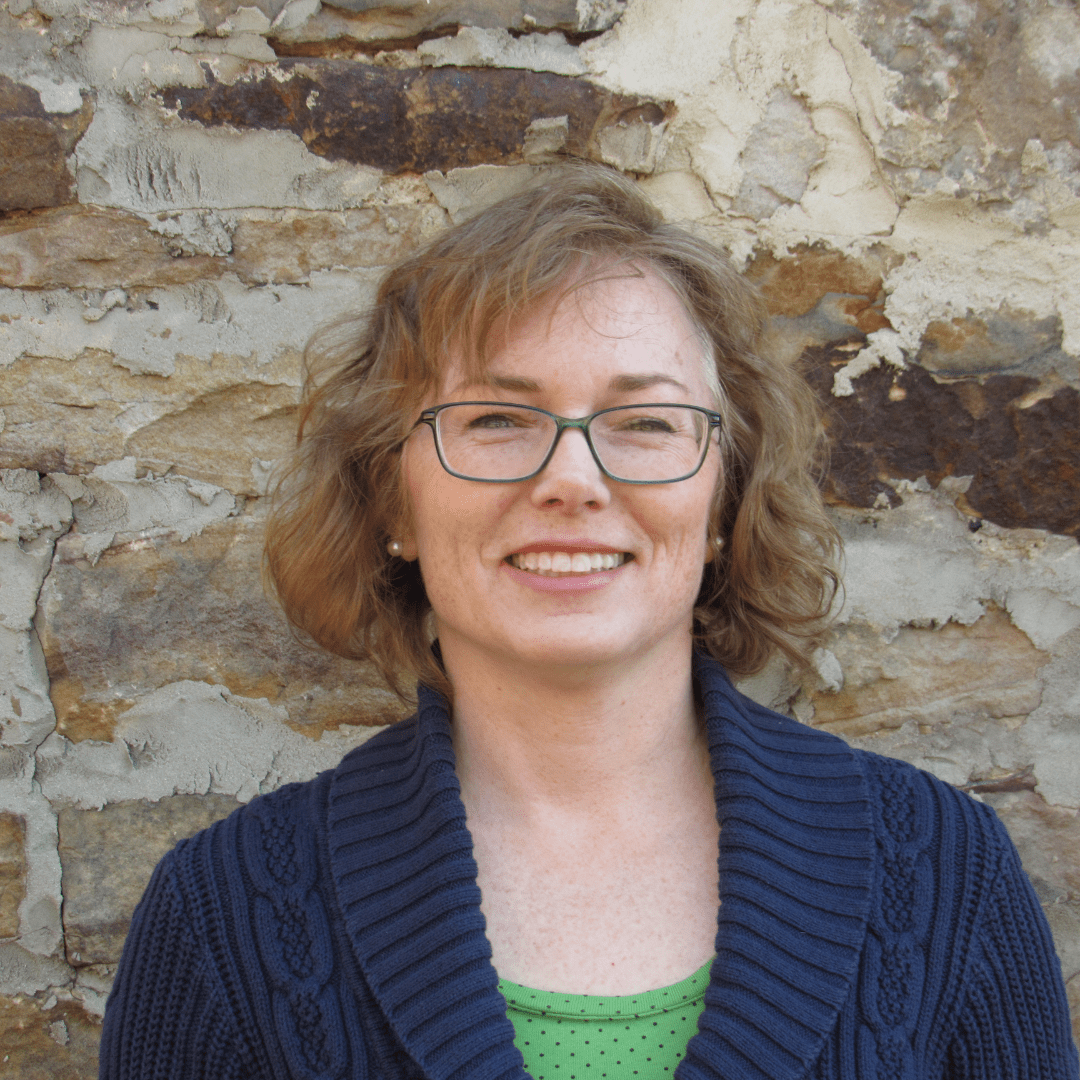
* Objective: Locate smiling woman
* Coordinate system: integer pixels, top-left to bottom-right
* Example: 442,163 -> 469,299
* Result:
261,165 -> 840,702
98,166 -> 1079,1080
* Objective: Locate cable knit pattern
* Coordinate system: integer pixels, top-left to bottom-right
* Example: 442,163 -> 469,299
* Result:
100,653 -> 1079,1080
858,756 -> 932,1079
244,794 -> 347,1079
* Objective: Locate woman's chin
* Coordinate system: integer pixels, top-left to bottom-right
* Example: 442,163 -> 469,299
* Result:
492,627 -> 658,675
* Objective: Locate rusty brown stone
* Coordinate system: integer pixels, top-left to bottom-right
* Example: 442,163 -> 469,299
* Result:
37,506 -> 409,742
804,345 -> 1080,537
961,765 -> 1038,795
916,309 -> 1064,376
747,246 -> 900,320
0,995 -> 99,1079
167,61 -> 670,173
0,77 -> 93,213
807,607 -> 1051,738
0,814 -> 26,940
0,206 -> 223,290
58,795 -> 240,966
748,247 -> 899,366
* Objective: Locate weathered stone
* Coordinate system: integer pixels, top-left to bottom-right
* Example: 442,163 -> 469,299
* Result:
74,95 -> 387,213
122,382 -> 300,495
424,163 -> 544,223
168,61 -> 671,174
0,203 -> 439,290
748,246 -> 900,321
982,790 -> 1080,904
747,246 -> 900,364
0,814 -> 25,939
0,995 -> 99,1079
0,206 -> 223,290
0,76 -> 93,212
36,680 -> 386,809
57,794 -> 239,966
807,607 -> 1051,738
416,27 -> 587,75
230,204 -> 438,284
0,943 -> 72,998
73,964 -> 113,1019
831,0 -> 1080,208
916,308 -> 1064,377
0,350 -> 301,493
271,0 -> 623,51
732,90 -> 826,219
804,344 -> 1080,537
37,505 -> 408,741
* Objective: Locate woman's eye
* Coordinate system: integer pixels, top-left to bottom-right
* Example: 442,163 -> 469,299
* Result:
620,416 -> 677,433
467,413 -> 518,429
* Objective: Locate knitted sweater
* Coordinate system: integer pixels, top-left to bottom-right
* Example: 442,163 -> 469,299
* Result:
100,653 -> 1079,1080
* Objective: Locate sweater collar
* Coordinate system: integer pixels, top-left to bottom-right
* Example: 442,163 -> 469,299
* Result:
327,652 -> 873,1080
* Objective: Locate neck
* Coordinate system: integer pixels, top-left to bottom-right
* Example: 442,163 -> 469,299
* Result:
441,637 -> 708,822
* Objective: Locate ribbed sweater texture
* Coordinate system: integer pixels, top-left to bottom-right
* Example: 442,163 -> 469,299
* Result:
99,653 -> 1080,1080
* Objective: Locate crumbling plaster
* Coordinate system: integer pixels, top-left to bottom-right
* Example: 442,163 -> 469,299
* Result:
828,491 -> 1080,808
585,0 -> 1080,371
1,0 -> 1079,1065
0,269 -> 383,376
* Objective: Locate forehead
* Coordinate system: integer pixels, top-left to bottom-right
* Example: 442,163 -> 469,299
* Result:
440,267 -> 710,396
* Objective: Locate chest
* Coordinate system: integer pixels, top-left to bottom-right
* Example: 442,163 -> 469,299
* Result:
470,815 -> 721,993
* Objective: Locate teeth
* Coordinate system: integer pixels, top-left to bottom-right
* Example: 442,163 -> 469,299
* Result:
510,552 -> 627,575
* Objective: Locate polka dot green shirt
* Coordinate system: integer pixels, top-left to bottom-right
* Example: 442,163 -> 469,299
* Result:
497,958 -> 712,1080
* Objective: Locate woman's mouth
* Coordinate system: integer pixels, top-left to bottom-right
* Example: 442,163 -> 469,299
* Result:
508,552 -> 629,575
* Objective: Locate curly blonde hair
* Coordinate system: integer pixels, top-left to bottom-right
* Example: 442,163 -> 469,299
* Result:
264,164 -> 840,700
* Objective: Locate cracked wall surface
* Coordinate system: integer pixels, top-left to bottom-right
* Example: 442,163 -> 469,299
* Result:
1,0 -> 1079,1071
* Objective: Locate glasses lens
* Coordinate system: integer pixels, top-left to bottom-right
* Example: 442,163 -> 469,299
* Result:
435,404 -> 556,480
591,405 -> 711,482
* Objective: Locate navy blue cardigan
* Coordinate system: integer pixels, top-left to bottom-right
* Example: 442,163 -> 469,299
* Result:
100,654 -> 1079,1079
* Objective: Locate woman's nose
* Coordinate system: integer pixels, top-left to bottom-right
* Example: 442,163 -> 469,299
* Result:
528,427 -> 611,511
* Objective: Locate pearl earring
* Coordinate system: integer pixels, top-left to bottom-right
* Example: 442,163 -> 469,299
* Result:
387,539 -> 404,557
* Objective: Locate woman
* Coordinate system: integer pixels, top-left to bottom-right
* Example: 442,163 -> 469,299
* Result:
100,165 -> 1078,1080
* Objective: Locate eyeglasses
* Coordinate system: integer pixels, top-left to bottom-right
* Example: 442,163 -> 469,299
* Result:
413,402 -> 722,484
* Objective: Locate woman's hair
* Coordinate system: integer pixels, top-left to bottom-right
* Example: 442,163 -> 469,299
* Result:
264,163 -> 840,700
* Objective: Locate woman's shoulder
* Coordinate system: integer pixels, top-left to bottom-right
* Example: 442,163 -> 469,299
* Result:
851,742 -> 1015,871
719,668 -> 1015,878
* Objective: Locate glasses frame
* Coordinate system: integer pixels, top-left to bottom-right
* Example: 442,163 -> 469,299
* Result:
413,401 -> 723,485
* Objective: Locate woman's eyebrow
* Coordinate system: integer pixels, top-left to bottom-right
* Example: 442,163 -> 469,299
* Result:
483,373 -> 692,394
609,373 -> 692,394
485,373 -> 542,391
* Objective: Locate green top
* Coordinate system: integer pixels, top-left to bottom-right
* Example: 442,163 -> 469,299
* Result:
497,958 -> 713,1080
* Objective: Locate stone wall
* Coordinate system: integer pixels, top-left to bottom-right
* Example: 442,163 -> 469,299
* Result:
1,0 -> 1078,1072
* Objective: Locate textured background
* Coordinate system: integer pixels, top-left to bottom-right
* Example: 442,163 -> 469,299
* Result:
1,0 -> 1079,1073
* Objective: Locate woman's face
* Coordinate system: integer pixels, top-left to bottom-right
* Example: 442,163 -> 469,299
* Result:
400,268 -> 722,679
